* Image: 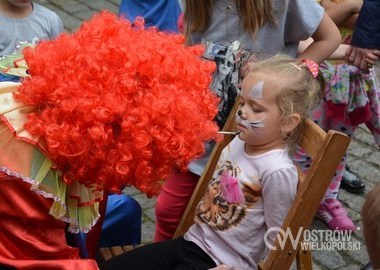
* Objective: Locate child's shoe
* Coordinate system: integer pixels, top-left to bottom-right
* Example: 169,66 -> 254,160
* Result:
316,198 -> 356,231
341,165 -> 365,194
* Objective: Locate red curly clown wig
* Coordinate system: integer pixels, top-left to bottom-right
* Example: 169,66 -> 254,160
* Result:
15,12 -> 220,196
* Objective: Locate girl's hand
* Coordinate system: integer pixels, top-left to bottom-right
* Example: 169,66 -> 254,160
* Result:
368,49 -> 380,59
366,49 -> 380,66
346,46 -> 379,73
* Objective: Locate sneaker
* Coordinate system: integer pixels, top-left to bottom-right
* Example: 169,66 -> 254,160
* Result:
316,198 -> 356,231
341,165 -> 365,194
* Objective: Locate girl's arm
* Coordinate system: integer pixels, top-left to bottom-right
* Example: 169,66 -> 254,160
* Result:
299,38 -> 350,61
321,0 -> 362,26
297,12 -> 341,63
326,44 -> 350,60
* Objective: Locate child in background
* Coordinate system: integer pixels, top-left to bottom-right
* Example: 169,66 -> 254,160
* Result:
320,0 -> 369,194
118,0 -> 181,32
0,0 -> 63,56
154,0 -> 341,242
295,0 -> 380,231
100,55 -> 324,270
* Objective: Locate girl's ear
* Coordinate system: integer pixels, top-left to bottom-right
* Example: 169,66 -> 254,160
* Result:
281,113 -> 301,134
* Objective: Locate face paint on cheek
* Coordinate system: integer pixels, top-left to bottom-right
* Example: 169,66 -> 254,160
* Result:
235,115 -> 265,133
248,118 -> 265,130
249,81 -> 264,99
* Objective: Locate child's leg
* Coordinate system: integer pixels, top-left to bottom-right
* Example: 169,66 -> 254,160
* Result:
301,100 -> 357,200
324,112 -> 358,199
316,113 -> 357,231
99,237 -> 216,270
295,100 -> 356,231
154,170 -> 199,242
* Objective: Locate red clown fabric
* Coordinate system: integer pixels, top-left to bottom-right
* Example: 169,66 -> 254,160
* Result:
0,171 -> 99,270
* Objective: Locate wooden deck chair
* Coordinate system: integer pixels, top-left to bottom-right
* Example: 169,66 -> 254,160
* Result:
99,100 -> 350,270
173,101 -> 350,269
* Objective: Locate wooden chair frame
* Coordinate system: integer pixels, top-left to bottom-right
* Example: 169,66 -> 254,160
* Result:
100,100 -> 350,270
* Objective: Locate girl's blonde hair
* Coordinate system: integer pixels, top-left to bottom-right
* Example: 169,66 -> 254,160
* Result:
184,0 -> 275,39
249,55 -> 324,150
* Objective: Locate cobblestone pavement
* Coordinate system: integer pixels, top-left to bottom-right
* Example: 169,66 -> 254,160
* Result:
33,1 -> 379,269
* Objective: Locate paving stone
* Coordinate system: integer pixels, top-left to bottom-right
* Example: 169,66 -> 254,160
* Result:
339,191 -> 365,213
310,219 -> 329,231
347,160 -> 379,185
361,181 -> 376,195
143,206 -> 156,224
346,140 -> 373,157
313,249 -> 346,269
34,2 -> 57,12
46,0 -> 70,6
345,207 -> 361,223
84,0 -> 118,12
290,259 -> 324,270
60,2 -> 90,14
61,14 -> 83,32
336,264 -> 362,270
74,10 -> 98,21
353,128 -> 376,146
140,220 -> 155,244
343,239 -> 370,266
367,151 -> 380,167
312,263 -> 324,270
101,2 -> 119,14
123,186 -> 141,196
132,193 -> 157,210
353,221 -> 365,242
109,0 -> 121,7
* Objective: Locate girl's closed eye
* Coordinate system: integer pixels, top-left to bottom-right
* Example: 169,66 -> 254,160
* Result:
251,106 -> 263,113
249,101 -> 265,113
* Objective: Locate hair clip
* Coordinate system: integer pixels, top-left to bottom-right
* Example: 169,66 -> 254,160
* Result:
290,62 -> 301,70
302,59 -> 319,78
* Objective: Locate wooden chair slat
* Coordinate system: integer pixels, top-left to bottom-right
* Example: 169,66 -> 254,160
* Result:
122,245 -> 135,253
110,246 -> 124,257
99,247 -> 113,261
296,248 -> 313,270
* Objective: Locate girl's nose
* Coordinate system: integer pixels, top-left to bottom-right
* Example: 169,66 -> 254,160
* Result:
238,109 -> 243,116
